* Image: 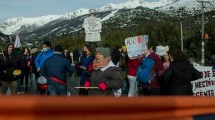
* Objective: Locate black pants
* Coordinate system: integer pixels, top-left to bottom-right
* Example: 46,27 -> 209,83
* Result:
20,68 -> 30,91
142,88 -> 160,96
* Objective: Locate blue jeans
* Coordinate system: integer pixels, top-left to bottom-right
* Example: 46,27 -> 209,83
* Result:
48,85 -> 67,96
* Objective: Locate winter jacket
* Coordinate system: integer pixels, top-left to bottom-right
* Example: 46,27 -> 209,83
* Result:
164,62 -> 202,95
126,55 -> 141,76
0,44 -> 22,81
35,48 -> 54,70
142,52 -> 165,88
88,61 -> 123,96
40,52 -> 75,85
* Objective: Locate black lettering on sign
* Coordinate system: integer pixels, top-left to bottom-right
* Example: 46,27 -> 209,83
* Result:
213,70 -> 215,77
204,71 -> 210,78
195,82 -> 200,89
127,37 -> 138,45
195,90 -> 215,96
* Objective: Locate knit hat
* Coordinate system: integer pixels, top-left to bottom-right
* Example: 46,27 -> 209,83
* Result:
122,45 -> 127,53
96,47 -> 110,58
156,46 -> 169,56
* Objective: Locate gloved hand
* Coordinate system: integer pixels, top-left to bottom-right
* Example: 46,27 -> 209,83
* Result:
98,82 -> 106,92
84,81 -> 91,90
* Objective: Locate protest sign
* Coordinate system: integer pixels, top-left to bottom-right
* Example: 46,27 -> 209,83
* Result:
125,35 -> 148,59
191,70 -> 215,96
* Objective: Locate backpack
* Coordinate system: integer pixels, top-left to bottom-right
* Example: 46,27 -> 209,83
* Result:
136,57 -> 156,83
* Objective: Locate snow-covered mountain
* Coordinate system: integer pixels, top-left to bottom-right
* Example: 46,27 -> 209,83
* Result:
158,0 -> 215,15
0,0 -> 214,36
0,8 -> 90,35
0,0 -> 174,35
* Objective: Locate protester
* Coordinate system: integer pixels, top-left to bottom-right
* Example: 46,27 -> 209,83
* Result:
79,45 -> 94,85
19,47 -> 31,93
111,46 -> 123,66
126,54 -> 142,97
72,48 -> 81,63
64,49 -> 72,63
156,46 -> 172,70
35,41 -> 54,94
29,47 -> 39,94
121,45 -> 129,95
0,44 -> 22,95
141,49 -> 165,95
156,46 -> 172,95
164,50 -> 202,95
111,46 -> 123,96
40,45 -> 75,96
84,47 -> 123,96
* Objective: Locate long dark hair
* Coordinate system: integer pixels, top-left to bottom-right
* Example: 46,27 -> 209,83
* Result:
6,43 -> 15,54
84,44 -> 93,55
22,47 -> 30,55
161,51 -> 171,63
172,50 -> 190,64
111,46 -> 122,65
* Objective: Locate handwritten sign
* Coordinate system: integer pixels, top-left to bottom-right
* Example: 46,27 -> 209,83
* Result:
191,70 -> 215,96
83,16 -> 102,33
125,35 -> 148,59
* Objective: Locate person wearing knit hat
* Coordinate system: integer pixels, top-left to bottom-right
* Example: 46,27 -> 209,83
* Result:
96,47 -> 110,58
84,47 -> 123,96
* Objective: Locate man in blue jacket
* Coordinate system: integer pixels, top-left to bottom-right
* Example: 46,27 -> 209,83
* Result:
40,45 -> 75,96
35,41 -> 54,94
35,41 -> 54,72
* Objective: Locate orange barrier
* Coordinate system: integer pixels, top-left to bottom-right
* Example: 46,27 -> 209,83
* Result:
0,96 -> 215,120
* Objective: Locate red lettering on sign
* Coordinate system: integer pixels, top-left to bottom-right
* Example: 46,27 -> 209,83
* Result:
138,36 -> 141,44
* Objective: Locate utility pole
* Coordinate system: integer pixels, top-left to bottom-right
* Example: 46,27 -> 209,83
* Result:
197,0 -> 210,65
177,7 -> 184,51
180,22 -> 183,51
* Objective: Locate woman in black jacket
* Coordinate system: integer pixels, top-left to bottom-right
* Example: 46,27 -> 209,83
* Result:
164,50 -> 202,95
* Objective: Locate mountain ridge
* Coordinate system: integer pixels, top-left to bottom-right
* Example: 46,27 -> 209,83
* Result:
0,0 -> 175,35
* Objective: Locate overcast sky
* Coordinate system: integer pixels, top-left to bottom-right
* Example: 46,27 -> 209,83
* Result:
0,0 -> 159,23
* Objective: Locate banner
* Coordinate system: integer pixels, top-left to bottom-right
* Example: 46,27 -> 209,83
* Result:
191,69 -> 215,96
125,35 -> 148,59
14,34 -> 21,48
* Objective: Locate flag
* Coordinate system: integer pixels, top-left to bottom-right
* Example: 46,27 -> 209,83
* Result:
14,33 -> 21,48
0,36 -> 7,41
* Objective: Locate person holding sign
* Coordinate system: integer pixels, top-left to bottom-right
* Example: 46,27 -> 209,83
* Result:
164,50 -> 202,95
126,53 -> 143,97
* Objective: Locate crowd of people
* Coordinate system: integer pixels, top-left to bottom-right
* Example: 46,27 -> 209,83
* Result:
0,40 -> 206,96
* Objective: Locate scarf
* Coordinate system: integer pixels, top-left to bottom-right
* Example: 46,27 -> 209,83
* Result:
93,57 -> 111,70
